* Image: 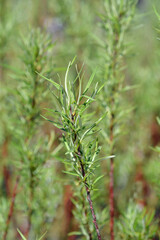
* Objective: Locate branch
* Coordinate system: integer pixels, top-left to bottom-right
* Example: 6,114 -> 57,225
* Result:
78,155 -> 101,240
85,185 -> 101,240
109,113 -> 115,240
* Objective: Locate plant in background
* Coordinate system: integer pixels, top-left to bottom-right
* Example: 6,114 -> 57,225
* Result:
0,0 -> 19,191
2,28 -> 62,239
41,59 -> 107,240
0,0 -> 21,238
0,0 -> 16,79
145,117 -> 160,239
49,0 -> 98,65
118,202 -> 157,240
95,1 -> 137,239
44,2 -> 101,237
1,0 -> 160,239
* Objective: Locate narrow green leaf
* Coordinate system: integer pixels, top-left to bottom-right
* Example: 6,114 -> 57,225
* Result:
97,82 -> 105,93
36,71 -> 61,90
74,63 -> 84,84
44,108 -> 60,114
93,175 -> 104,185
153,5 -> 160,20
120,84 -> 139,92
41,115 -> 67,131
68,231 -> 82,236
71,55 -> 77,65
157,117 -> 160,125
81,95 -> 96,101
80,123 -> 96,142
17,229 -> 26,240
83,68 -> 97,94
54,67 -> 67,72
64,62 -> 71,106
63,171 -> 79,177
95,111 -> 107,125
38,231 -> 47,240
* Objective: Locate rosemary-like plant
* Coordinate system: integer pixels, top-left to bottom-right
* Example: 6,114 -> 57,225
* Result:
41,59 -> 106,240
118,202 -> 157,240
3,28 -> 61,239
96,1 -> 137,239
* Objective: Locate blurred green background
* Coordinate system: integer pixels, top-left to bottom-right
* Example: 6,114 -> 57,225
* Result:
1,0 -> 160,239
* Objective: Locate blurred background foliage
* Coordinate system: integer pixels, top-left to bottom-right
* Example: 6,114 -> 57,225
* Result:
1,0 -> 160,239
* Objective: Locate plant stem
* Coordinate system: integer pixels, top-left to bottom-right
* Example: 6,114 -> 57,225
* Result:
109,112 -> 115,240
105,25 -> 119,240
109,157 -> 114,240
85,185 -> 101,240
26,171 -> 34,238
81,188 -> 93,240
3,176 -> 20,240
78,156 -> 101,240
25,72 -> 38,237
70,104 -> 102,240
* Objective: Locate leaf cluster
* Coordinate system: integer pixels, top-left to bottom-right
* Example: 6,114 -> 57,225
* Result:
42,59 -> 106,190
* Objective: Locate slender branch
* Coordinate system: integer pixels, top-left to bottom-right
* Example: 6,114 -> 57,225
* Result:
109,112 -> 115,240
109,157 -> 114,240
106,22 -> 119,240
81,187 -> 93,240
70,103 -> 102,240
3,166 -> 11,198
85,185 -> 101,240
78,155 -> 101,240
25,167 -> 34,238
3,176 -> 20,240
25,71 -> 38,237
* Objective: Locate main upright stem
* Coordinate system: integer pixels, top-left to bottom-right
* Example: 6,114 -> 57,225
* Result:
109,158 -> 114,240
86,185 -> 102,240
79,156 -> 102,240
109,112 -> 115,240
71,106 -> 102,240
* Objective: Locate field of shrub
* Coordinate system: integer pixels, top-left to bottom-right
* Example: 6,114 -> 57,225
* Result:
1,0 -> 160,239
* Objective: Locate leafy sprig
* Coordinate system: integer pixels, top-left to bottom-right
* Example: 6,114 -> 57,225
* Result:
41,59 -> 106,239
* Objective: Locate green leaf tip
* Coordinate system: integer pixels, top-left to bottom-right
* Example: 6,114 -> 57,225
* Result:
36,71 -> 61,90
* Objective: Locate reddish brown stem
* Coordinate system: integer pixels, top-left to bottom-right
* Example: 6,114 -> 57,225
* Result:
85,185 -> 101,240
79,157 -> 101,240
82,192 -> 93,240
25,173 -> 34,238
2,138 -> 9,159
3,176 -> 20,240
109,111 -> 115,240
109,158 -> 114,240
3,166 -> 11,197
71,109 -> 101,240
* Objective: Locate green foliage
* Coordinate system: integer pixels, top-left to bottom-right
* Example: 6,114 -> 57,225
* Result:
97,0 -> 137,149
118,203 -> 157,240
42,59 -> 104,189
42,59 -> 105,238
4,29 -> 62,237
145,117 -> 160,199
1,0 -> 160,239
94,1 -> 138,238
